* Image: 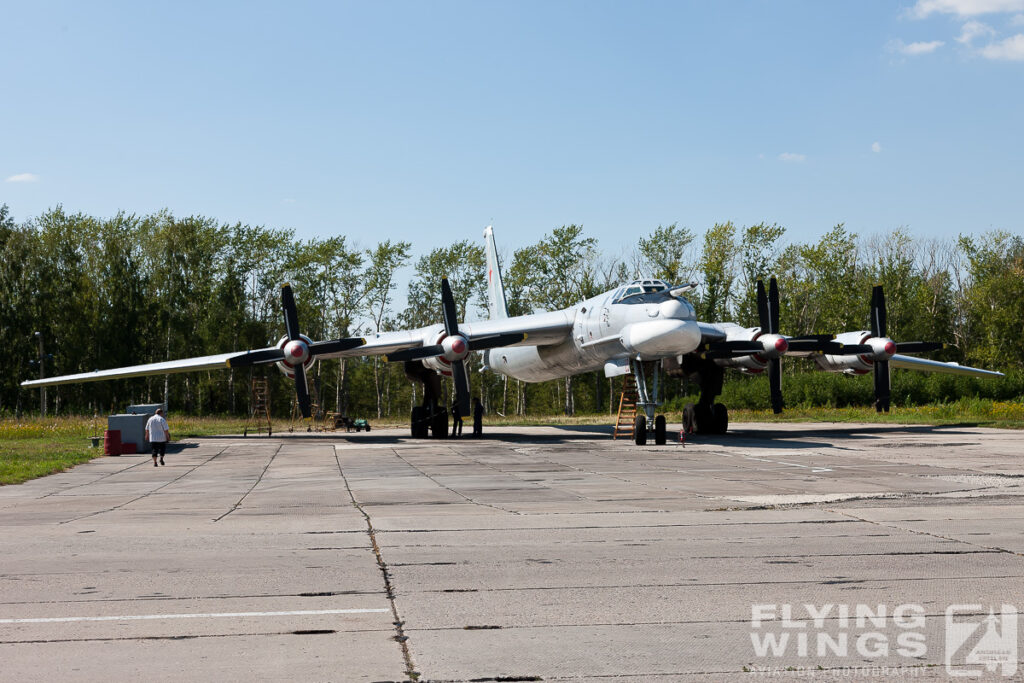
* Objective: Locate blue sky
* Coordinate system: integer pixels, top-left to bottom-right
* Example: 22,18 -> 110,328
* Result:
2,0 -> 1022,258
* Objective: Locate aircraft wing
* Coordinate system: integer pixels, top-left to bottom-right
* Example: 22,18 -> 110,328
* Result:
696,323 -> 728,344
460,310 -> 573,347
20,348 -> 283,388
889,354 -> 1004,378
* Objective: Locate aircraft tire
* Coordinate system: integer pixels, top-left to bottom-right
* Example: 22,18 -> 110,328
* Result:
682,403 -> 696,433
411,407 -> 428,438
654,415 -> 666,445
712,403 -> 729,434
694,404 -> 713,434
634,415 -> 647,445
431,408 -> 449,439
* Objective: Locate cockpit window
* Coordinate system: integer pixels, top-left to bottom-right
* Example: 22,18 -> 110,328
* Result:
614,279 -> 667,302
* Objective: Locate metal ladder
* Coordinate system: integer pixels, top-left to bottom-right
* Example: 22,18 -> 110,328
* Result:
243,378 -> 272,437
612,375 -> 639,439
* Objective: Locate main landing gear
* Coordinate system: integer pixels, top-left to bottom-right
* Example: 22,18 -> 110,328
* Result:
405,361 -> 449,439
630,361 -> 668,446
673,357 -> 729,435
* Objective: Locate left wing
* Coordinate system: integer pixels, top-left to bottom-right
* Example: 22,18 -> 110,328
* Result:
21,348 -> 280,388
890,354 -> 1004,378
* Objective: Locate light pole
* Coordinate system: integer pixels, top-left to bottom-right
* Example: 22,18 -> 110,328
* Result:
34,331 -> 45,417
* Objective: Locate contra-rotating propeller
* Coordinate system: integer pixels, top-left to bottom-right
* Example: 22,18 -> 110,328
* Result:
383,277 -> 525,418
864,286 -> 944,412
228,283 -> 365,418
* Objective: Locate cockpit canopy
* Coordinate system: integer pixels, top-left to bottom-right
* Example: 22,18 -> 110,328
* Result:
613,279 -> 669,302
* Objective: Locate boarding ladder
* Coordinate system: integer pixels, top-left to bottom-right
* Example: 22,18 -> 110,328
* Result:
243,378 -> 272,437
612,375 -> 639,439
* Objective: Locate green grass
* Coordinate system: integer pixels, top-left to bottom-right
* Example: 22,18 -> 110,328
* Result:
2,400 -> 1021,485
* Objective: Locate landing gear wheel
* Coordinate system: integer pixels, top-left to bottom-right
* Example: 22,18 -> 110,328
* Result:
431,408 -> 448,439
411,407 -> 429,438
682,403 -> 696,434
365,425 -> 371,432
694,404 -> 713,434
712,403 -> 729,434
654,415 -> 666,445
634,415 -> 647,445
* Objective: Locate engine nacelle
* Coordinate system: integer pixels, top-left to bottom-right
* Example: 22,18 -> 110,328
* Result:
275,334 -> 315,379
711,324 -> 789,375
815,331 -> 895,374
419,329 -> 471,377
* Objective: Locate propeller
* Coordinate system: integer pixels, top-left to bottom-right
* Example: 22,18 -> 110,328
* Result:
825,285 -> 950,413
870,286 -> 891,413
755,278 -> 785,414
228,283 -> 365,419
440,278 -> 472,418
383,277 -> 529,418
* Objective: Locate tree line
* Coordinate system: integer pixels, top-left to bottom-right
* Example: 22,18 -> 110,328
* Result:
1,204 -> 1020,419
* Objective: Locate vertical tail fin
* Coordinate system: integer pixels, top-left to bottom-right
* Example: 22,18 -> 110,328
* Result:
483,225 -> 508,319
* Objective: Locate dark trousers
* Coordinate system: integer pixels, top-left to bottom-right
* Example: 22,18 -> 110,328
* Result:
151,441 -> 167,457
452,416 -> 463,437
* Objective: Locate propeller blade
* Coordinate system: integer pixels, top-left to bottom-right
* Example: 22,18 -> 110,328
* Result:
468,333 -> 527,351
281,283 -> 301,341
871,285 -> 887,339
895,341 -> 946,354
384,344 -> 445,363
700,349 -> 761,359
788,334 -> 834,343
756,280 -> 769,331
441,278 -> 459,337
789,340 -> 873,355
293,363 -> 312,418
226,348 -> 285,367
874,359 -> 890,413
704,340 -> 766,354
785,335 -> 837,353
451,358 -> 471,418
769,357 -> 784,414
308,337 -> 367,356
768,277 -> 780,335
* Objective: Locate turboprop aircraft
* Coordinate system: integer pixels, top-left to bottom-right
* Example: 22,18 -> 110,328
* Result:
22,226 -> 1003,445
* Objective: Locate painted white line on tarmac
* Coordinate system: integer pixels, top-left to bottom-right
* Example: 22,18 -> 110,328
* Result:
0,608 -> 389,624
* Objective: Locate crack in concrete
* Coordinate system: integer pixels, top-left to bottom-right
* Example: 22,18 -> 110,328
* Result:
336,448 -> 419,682
212,444 -> 281,522
826,507 -> 1024,557
389,446 -> 519,515
59,446 -> 229,525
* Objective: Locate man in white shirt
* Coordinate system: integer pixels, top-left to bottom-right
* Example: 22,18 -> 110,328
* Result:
145,408 -> 171,467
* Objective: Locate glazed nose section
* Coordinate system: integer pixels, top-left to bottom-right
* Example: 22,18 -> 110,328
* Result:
621,319 -> 701,357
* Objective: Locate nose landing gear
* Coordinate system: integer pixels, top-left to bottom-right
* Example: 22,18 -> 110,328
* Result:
630,361 -> 669,446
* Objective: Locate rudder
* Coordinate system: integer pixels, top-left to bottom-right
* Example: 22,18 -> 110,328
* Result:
483,225 -> 508,319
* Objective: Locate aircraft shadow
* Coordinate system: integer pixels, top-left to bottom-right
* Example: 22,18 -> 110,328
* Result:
180,422 -> 982,450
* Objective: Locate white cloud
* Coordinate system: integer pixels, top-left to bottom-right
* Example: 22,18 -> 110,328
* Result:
778,152 -> 806,163
282,198 -> 296,204
1012,13 -> 1024,23
979,32 -> 1024,58
912,0 -> 1024,18
956,20 -> 996,43
892,39 -> 946,54
872,142 -> 883,153
5,173 -> 40,183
